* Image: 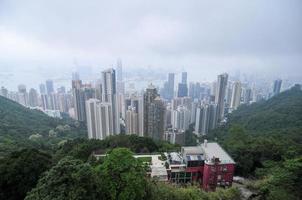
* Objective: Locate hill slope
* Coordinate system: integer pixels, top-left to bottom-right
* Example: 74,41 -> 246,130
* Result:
0,96 -> 87,157
228,85 -> 302,134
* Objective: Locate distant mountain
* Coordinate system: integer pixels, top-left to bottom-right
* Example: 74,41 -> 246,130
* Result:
0,96 -> 86,157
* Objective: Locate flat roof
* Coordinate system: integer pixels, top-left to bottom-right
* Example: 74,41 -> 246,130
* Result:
200,142 -> 235,164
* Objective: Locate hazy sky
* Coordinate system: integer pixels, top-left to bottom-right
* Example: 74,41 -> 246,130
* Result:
0,0 -> 301,89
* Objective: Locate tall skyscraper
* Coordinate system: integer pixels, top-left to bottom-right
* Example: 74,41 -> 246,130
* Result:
72,80 -> 95,121
242,88 -> 252,104
161,73 -> 175,100
86,99 -> 113,140
195,103 -> 218,135
17,84 -> 28,106
101,68 -> 120,135
171,105 -> 191,131
39,84 -> 46,94
273,79 -> 282,96
125,106 -> 139,135
230,81 -> 242,110
215,73 -> 228,122
182,72 -> 187,84
177,72 -> 188,97
143,84 -> 165,140
46,80 -> 54,95
28,88 -> 39,107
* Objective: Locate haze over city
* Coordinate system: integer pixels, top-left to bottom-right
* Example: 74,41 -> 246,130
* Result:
1,0 -> 302,90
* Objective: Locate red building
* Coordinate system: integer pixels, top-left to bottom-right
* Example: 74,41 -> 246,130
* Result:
166,140 -> 235,191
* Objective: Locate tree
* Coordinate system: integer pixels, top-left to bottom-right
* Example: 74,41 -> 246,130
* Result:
99,148 -> 147,200
0,149 -> 52,200
25,156 -> 103,200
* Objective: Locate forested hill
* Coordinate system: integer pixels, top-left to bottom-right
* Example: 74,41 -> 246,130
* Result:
0,96 -> 87,157
208,85 -> 302,199
228,84 -> 302,134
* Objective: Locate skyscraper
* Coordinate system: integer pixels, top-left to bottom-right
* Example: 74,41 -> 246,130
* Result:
86,99 -> 113,140
195,103 -> 218,136
215,73 -> 228,122
125,106 -> 139,135
161,73 -> 175,100
39,84 -> 46,94
177,72 -> 188,97
72,80 -> 95,121
28,88 -> 39,107
46,80 -> 54,95
171,105 -> 191,131
101,68 -> 120,135
273,79 -> 282,96
182,72 -> 187,84
178,83 -> 188,97
17,84 -> 28,106
230,81 -> 242,110
143,84 -> 165,140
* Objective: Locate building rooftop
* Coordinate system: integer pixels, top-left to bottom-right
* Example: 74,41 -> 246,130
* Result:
200,142 -> 235,164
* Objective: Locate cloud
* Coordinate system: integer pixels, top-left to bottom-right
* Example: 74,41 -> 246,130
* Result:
0,0 -> 301,87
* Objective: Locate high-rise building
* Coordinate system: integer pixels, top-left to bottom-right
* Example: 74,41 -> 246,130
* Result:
39,84 -> 46,94
230,81 -> 242,110
178,72 -> 188,97
41,94 -> 49,110
273,79 -> 282,96
242,88 -> 252,104
125,95 -> 144,136
125,106 -> 139,135
0,86 -> 8,98
143,84 -> 165,140
215,73 -> 228,122
72,80 -> 95,121
195,103 -> 218,135
182,72 -> 187,84
86,99 -> 113,140
161,73 -> 175,101
101,68 -> 120,135
46,80 -> 54,95
17,84 -> 28,106
171,106 -> 191,131
178,83 -> 188,97
28,88 -> 39,107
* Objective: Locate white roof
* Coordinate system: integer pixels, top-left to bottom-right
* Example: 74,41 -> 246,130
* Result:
200,142 -> 235,164
182,146 -> 203,156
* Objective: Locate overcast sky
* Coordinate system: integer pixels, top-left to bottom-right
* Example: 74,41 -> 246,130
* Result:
0,0 -> 301,89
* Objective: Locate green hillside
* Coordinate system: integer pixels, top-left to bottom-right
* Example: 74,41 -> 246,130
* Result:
207,85 -> 302,199
0,96 -> 87,157
228,84 -> 302,134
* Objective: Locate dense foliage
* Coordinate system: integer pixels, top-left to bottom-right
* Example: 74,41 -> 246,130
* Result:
207,85 -> 302,199
0,149 -> 52,200
0,96 -> 87,157
25,148 -> 240,200
54,134 -> 180,162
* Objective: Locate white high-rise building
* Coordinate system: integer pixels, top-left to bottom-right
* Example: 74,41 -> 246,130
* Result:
101,68 -> 120,135
171,106 -> 191,131
230,81 -> 242,110
125,106 -> 139,135
86,99 -> 114,140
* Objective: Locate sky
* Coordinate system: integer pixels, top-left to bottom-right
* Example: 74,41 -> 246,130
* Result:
0,0 -> 301,90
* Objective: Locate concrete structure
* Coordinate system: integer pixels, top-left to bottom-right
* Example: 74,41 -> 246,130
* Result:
101,68 -> 120,134
215,73 -> 228,122
273,79 -> 282,96
143,84 -> 165,140
230,81 -> 242,110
